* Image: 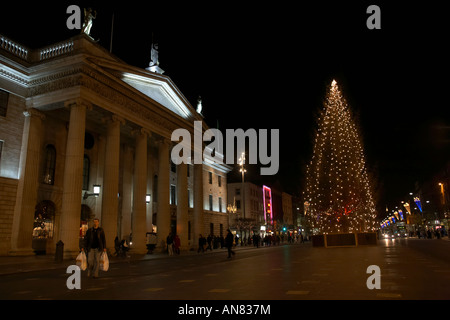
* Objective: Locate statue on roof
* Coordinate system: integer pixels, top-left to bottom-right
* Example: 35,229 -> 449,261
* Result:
81,8 -> 96,36
146,38 -> 165,74
149,43 -> 159,67
196,96 -> 203,114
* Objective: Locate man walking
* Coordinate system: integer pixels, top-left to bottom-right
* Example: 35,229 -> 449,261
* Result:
167,232 -> 174,256
225,229 -> 235,259
83,218 -> 106,278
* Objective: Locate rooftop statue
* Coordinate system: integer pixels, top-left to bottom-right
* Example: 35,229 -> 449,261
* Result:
146,41 -> 164,74
81,8 -> 97,36
149,43 -> 159,67
196,96 -> 203,114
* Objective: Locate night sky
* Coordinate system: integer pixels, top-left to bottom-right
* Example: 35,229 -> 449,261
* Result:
1,2 -> 449,218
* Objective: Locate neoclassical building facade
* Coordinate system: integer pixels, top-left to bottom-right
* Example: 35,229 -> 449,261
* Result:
0,33 -> 231,258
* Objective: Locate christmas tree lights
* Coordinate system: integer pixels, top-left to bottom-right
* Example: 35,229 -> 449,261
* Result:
303,80 -> 377,234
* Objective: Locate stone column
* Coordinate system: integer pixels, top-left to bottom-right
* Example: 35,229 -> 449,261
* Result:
193,163 -> 204,250
132,128 -> 149,254
156,138 -> 170,251
94,136 -> 105,224
101,114 -> 124,252
10,108 -> 45,256
176,163 -> 188,251
146,153 -> 154,233
59,99 -> 91,259
121,145 -> 133,241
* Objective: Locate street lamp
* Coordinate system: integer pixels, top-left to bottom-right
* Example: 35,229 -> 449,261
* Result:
239,152 -> 247,219
227,197 -> 237,228
83,184 -> 101,199
438,182 -> 445,205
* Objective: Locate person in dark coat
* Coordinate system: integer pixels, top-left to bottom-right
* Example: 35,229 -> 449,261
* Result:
82,218 -> 106,278
198,234 -> 206,253
225,229 -> 235,259
206,235 -> 213,251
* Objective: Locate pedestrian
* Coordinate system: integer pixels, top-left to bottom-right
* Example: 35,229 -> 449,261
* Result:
206,234 -> 213,251
166,232 -> 174,256
225,229 -> 235,259
174,234 -> 181,254
198,234 -> 206,253
82,218 -> 106,279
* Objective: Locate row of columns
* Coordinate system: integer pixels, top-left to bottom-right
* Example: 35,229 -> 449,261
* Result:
10,97 -> 205,259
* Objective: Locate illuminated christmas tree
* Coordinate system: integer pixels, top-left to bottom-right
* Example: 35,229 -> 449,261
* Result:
303,80 -> 377,234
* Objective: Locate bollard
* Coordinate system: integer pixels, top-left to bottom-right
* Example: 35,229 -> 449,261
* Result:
55,240 -> 64,262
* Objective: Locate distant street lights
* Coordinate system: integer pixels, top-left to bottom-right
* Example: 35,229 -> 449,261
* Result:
227,198 -> 237,229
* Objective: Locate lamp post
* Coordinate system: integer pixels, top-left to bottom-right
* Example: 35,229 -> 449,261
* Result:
239,152 -> 247,241
227,198 -> 237,230
239,152 -> 247,219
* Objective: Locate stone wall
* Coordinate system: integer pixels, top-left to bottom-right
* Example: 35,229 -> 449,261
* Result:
0,93 -> 25,179
0,177 -> 18,255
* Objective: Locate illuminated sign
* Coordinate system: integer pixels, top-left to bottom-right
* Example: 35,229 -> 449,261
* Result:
263,185 -> 273,225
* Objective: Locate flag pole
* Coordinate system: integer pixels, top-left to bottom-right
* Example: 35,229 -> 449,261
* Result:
109,13 -> 114,53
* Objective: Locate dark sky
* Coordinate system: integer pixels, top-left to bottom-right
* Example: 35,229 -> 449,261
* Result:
1,2 -> 449,217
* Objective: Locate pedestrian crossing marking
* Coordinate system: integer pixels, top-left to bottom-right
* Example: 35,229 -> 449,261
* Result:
377,293 -> 402,298
209,289 -> 230,293
86,287 -> 105,291
301,280 -> 320,284
143,288 -> 164,292
286,290 -> 309,295
14,291 -> 32,295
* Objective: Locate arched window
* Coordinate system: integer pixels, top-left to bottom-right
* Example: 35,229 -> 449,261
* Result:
82,155 -> 90,190
43,145 -> 56,185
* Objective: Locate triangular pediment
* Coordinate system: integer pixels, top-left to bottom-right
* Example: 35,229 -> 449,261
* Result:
95,59 -> 198,121
121,74 -> 193,119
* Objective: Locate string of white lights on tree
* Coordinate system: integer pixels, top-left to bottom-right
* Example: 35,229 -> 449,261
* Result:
303,80 -> 377,234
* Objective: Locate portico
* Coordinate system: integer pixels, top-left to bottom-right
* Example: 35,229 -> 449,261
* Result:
0,33 -> 231,258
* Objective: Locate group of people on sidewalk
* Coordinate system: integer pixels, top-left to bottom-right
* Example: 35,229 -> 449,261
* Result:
166,233 -> 181,256
197,230 -> 235,259
82,218 -> 290,278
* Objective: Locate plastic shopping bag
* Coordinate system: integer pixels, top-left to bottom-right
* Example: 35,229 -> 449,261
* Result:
76,251 -> 87,271
99,252 -> 109,271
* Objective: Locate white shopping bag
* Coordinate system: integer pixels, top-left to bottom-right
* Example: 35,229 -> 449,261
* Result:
99,252 -> 109,271
76,251 -> 87,271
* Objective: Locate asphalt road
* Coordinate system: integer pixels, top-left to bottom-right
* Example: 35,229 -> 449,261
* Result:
1,238 -> 449,301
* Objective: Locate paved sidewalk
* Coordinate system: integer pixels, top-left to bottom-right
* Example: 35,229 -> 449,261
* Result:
0,243 -> 281,276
